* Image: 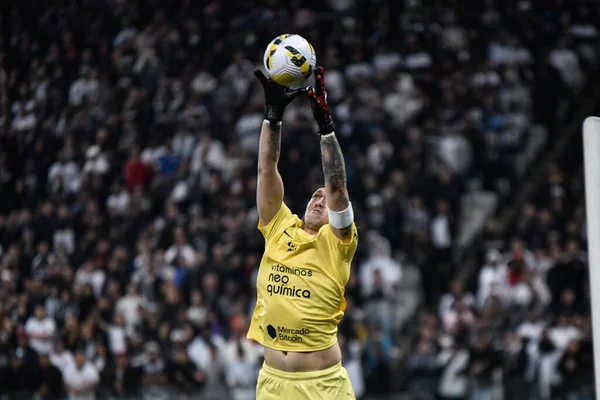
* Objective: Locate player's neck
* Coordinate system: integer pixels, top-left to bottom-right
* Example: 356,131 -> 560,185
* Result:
303,226 -> 319,235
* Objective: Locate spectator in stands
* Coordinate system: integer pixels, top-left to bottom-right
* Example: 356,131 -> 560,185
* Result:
477,249 -> 507,309
436,337 -> 470,400
407,339 -> 439,399
547,239 -> 589,316
0,0 -> 596,398
359,233 -> 401,336
168,347 -> 205,396
125,147 -> 153,193
550,37 -> 583,95
62,348 -> 100,400
224,330 -> 259,400
14,330 -> 39,368
502,331 -> 530,399
469,335 -> 498,400
429,199 -> 457,300
557,339 -> 594,400
25,304 -> 56,355
439,280 -> 475,334
530,328 -> 563,400
48,152 -> 82,195
34,352 -> 64,400
99,352 -> 142,398
50,338 -> 74,375
115,283 -> 144,332
341,334 -> 365,400
2,350 -> 35,397
140,341 -> 169,400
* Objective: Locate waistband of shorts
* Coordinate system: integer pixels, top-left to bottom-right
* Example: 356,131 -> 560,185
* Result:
261,361 -> 342,382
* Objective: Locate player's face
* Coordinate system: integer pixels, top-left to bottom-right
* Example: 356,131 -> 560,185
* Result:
304,187 -> 329,229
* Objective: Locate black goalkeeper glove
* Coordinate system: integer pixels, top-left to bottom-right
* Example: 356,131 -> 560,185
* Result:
307,66 -> 335,136
254,69 -> 308,128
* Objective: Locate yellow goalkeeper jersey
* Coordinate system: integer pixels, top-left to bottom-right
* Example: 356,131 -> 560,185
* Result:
247,202 -> 358,352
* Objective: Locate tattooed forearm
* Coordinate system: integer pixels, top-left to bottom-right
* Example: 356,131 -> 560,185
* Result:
257,122 -> 282,173
268,129 -> 281,163
320,134 -> 348,202
339,224 -> 353,239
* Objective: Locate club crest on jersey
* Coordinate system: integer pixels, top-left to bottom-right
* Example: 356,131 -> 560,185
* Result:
287,241 -> 297,252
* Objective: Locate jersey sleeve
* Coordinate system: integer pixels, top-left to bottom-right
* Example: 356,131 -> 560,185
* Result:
322,222 -> 359,264
257,202 -> 297,244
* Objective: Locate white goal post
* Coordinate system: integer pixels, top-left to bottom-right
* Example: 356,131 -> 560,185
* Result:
583,116 -> 600,397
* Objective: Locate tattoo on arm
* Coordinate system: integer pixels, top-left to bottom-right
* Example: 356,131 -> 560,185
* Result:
340,224 -> 353,239
320,134 -> 349,204
268,129 -> 281,163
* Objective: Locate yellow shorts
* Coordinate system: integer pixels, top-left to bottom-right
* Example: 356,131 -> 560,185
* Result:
256,361 -> 355,400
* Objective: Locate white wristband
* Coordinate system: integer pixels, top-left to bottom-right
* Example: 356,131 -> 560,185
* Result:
263,119 -> 282,127
327,203 -> 354,229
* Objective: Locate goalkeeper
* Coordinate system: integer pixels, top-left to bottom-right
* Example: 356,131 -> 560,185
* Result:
247,66 -> 358,400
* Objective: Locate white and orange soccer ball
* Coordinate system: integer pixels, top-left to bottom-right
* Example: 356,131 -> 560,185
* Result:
263,34 -> 317,86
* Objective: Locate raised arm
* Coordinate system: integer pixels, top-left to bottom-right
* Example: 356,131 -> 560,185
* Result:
253,70 -> 307,225
308,67 -> 354,242
320,133 -> 351,237
256,121 -> 284,225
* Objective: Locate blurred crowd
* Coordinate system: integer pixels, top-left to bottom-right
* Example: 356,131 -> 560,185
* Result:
403,2 -> 599,399
408,164 -> 593,400
0,0 -> 597,399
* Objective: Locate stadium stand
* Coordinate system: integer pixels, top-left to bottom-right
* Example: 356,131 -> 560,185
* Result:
0,0 -> 597,399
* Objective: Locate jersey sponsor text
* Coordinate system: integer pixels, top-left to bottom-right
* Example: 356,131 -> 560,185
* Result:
277,326 -> 309,342
271,263 -> 313,277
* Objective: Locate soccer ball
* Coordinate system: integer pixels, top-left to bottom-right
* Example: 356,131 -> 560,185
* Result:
263,34 -> 317,86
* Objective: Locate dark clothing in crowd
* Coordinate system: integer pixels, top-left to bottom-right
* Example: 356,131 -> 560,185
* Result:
0,0 -> 597,398
33,363 -> 64,399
